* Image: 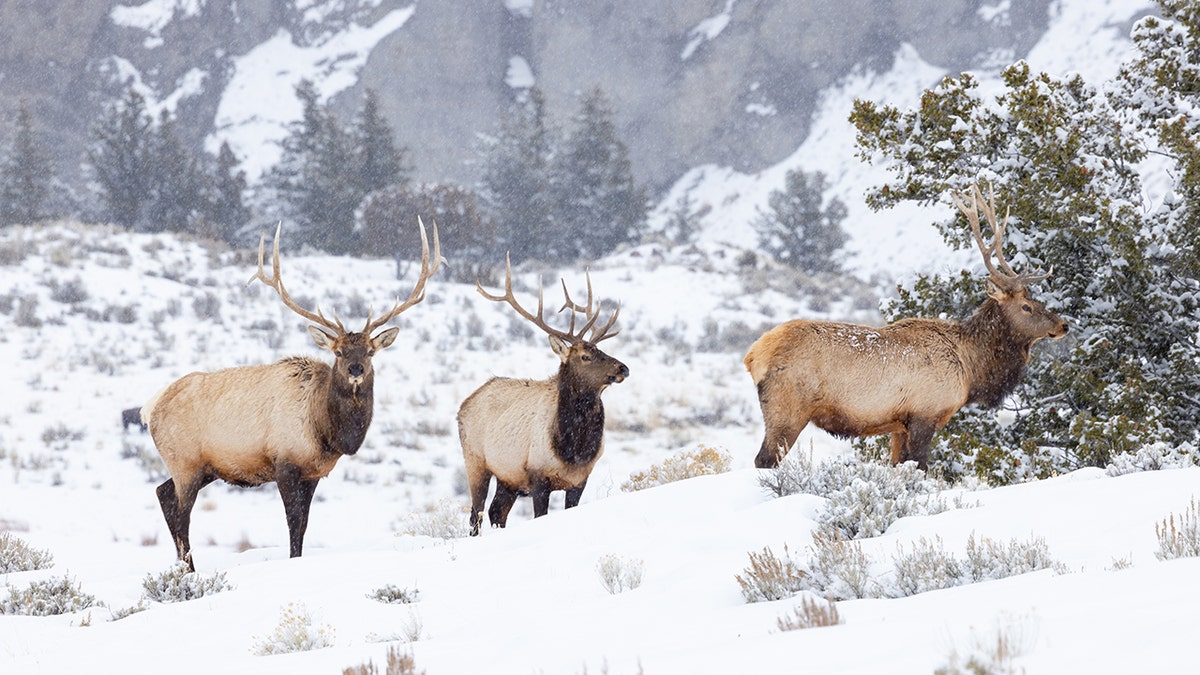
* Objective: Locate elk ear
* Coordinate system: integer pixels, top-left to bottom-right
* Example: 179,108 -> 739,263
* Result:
548,334 -> 572,362
307,325 -> 338,350
984,278 -> 1010,301
371,326 -> 400,351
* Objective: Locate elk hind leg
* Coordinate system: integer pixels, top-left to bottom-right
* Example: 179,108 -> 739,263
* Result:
276,463 -> 319,558
488,482 -> 519,529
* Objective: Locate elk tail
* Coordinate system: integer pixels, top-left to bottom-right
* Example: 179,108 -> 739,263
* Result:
141,385 -> 168,427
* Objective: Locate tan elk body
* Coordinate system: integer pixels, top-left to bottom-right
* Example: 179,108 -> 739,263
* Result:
144,221 -> 441,570
458,261 -> 627,535
746,185 -> 1068,470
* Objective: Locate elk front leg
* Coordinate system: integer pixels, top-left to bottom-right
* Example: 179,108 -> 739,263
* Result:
276,463 -> 319,558
900,418 -> 937,471
156,474 -> 212,572
564,480 -> 588,509
530,477 -> 552,518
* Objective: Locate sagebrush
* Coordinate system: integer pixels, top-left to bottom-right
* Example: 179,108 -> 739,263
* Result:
1,575 -> 97,616
0,532 -> 54,573
776,596 -> 842,631
1155,497 -> 1200,561
251,602 -> 336,655
368,584 -> 421,605
596,554 -> 645,595
621,445 -> 732,492
142,561 -> 233,603
343,645 -> 426,675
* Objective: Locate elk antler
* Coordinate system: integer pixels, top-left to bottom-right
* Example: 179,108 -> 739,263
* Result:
477,255 -> 621,344
250,222 -> 346,335
362,217 -> 444,335
950,183 -> 1051,291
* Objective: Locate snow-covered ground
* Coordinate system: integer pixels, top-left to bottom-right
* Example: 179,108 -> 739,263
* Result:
5,0 -> 1191,673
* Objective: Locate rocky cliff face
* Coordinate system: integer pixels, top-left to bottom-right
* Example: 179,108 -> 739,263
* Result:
0,0 -> 1051,199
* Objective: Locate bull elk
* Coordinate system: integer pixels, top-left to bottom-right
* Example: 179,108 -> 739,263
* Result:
142,220 -> 441,570
458,258 -> 628,536
745,184 -> 1068,470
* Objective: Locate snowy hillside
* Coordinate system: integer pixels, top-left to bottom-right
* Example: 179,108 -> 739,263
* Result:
4,1 -> 1194,673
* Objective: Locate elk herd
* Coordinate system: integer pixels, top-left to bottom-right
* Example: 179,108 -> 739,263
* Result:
139,184 -> 1067,569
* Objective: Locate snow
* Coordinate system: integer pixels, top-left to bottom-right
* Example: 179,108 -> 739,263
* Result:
3,0 -> 1192,673
206,5 -> 415,180
681,0 -> 738,61
504,56 -> 535,90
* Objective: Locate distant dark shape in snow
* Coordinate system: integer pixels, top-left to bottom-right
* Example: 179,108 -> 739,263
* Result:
142,220 -> 442,571
121,407 -> 147,432
746,184 -> 1067,471
460,257 -> 626,536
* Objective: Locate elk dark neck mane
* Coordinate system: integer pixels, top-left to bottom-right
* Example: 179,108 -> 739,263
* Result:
287,357 -> 372,456
960,299 -> 1033,408
552,368 -> 605,465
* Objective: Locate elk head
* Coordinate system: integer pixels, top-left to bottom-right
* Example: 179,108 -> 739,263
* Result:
951,184 -> 1069,345
478,255 -> 628,388
249,219 -> 443,393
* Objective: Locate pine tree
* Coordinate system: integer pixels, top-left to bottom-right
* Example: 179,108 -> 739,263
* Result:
850,49 -> 1200,483
754,169 -> 848,274
144,110 -> 207,233
207,141 -> 250,244
479,87 -> 555,263
0,99 -> 54,226
352,88 -> 409,198
88,87 -> 154,229
550,87 -> 646,261
268,79 -> 359,254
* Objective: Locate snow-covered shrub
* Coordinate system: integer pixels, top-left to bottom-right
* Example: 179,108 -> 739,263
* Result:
1,575 -> 97,616
367,584 -> 421,605
142,562 -> 232,603
760,452 -> 948,539
110,599 -> 148,621
1105,442 -> 1199,477
342,645 -> 425,675
621,445 -> 732,492
1155,497 -> 1200,561
964,534 -> 1068,581
396,498 -> 470,540
889,536 -> 964,598
736,545 -> 808,603
251,602 -> 336,656
805,529 -> 875,600
0,532 -> 54,573
935,613 -> 1039,675
596,554 -> 644,595
776,596 -> 842,631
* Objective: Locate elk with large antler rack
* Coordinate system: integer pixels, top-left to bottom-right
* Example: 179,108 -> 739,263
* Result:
744,183 -> 1068,470
458,255 -> 628,535
142,219 -> 442,570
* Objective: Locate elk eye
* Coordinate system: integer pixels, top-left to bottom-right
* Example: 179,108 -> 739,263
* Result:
367,350 -> 375,357
581,354 -> 593,362
1021,304 -> 1032,313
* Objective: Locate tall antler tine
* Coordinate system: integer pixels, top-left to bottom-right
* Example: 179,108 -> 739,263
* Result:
362,217 -> 443,334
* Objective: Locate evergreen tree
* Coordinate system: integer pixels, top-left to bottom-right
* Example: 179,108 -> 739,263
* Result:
144,110 -> 207,233
352,88 -> 409,198
88,87 -> 154,229
0,99 -> 54,226
850,44 -> 1200,483
268,79 -> 359,254
550,87 -> 646,261
754,169 -> 848,274
479,87 -> 555,263
207,141 -> 250,244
